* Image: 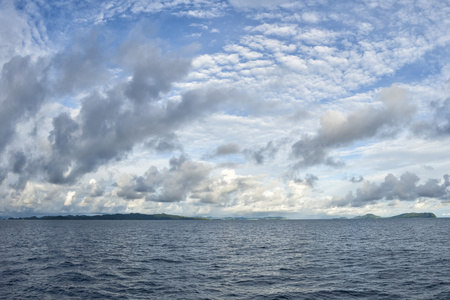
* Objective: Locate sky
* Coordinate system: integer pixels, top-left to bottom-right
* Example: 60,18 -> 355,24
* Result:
0,0 -> 449,218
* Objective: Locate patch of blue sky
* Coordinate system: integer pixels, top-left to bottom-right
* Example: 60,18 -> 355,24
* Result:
335,142 -> 367,161
350,46 -> 448,97
60,96 -> 81,109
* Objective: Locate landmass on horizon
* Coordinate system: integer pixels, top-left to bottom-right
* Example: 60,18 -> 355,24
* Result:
5,212 -> 437,220
350,212 -> 437,219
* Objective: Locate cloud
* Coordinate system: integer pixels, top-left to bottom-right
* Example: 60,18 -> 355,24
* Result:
207,143 -> 241,158
291,85 -> 416,168
0,25 -> 252,189
64,191 -> 76,206
332,172 -> 450,207
111,155 -> 316,214
1,0 -> 450,218
191,168 -> 315,214
431,97 -> 450,135
350,176 -> 364,183
293,173 -> 319,188
144,134 -> 183,153
0,2 -> 48,66
50,30 -> 110,96
412,97 -> 450,137
244,141 -> 279,164
0,56 -> 48,155
115,155 -> 211,202
88,179 -> 104,197
228,0 -> 293,9
117,39 -> 192,104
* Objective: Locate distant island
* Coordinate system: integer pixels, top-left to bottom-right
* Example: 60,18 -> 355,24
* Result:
6,212 -> 437,221
7,213 -> 287,221
352,212 -> 437,219
8,213 -> 211,221
220,217 -> 287,220
353,213 -> 382,219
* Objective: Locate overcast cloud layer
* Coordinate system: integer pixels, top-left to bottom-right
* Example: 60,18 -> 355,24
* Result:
1,0 -> 449,218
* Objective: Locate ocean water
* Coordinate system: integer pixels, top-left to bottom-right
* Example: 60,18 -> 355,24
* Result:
1,219 -> 450,299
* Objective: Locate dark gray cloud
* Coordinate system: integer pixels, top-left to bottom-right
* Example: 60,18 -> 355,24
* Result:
350,175 -> 364,183
0,29 -> 247,185
212,143 -> 241,156
293,173 -> 319,187
118,40 -> 192,104
0,167 -> 6,185
0,23 -> 267,188
332,172 -> 450,207
116,156 -> 210,202
51,30 -> 109,96
243,139 -> 288,164
244,141 -> 278,164
44,84 -> 242,184
144,134 -> 183,153
291,86 -> 416,168
288,109 -> 311,122
430,97 -> 450,135
88,180 -> 105,198
11,151 -> 27,174
412,97 -> 450,137
0,55 -> 47,155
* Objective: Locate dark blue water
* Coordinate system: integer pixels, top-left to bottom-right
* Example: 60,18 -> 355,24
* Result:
1,219 -> 450,299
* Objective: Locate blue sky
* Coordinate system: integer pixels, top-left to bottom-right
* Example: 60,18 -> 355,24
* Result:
0,0 -> 450,218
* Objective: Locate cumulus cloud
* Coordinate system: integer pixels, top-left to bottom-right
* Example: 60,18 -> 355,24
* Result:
115,155 -> 211,202
244,141 -> 278,164
207,143 -> 241,158
0,21 -> 257,190
144,134 -> 183,153
430,97 -> 450,135
292,174 -> 319,188
331,172 -> 450,207
88,179 -> 104,197
350,176 -> 364,183
191,169 -> 314,214
411,97 -> 450,138
50,31 -> 110,96
111,155 -> 316,214
117,39 -> 192,104
1,0 -> 449,218
243,139 -> 288,164
64,191 -> 76,206
291,85 -> 416,168
0,56 -> 48,155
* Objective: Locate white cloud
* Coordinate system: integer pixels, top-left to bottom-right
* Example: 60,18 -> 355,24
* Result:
64,191 -> 76,206
1,0 -> 450,218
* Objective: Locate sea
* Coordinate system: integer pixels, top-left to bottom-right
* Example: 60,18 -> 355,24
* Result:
1,218 -> 450,299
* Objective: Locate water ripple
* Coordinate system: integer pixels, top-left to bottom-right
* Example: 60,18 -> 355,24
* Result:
1,219 -> 450,299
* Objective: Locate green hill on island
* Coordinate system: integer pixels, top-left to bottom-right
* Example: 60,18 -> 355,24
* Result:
353,212 -> 436,219
353,214 -> 382,219
390,212 -> 436,219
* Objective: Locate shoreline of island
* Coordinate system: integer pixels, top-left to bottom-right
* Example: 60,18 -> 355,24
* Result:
3,212 -> 439,220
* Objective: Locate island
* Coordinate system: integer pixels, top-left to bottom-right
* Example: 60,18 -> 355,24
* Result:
8,213 -> 210,221
352,212 -> 436,219
390,212 -> 437,219
220,217 -> 287,220
353,213 -> 382,219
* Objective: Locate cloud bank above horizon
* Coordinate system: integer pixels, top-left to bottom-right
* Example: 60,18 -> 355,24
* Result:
1,0 -> 449,218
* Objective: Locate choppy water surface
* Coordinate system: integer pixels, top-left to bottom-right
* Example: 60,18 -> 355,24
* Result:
1,219 -> 450,299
